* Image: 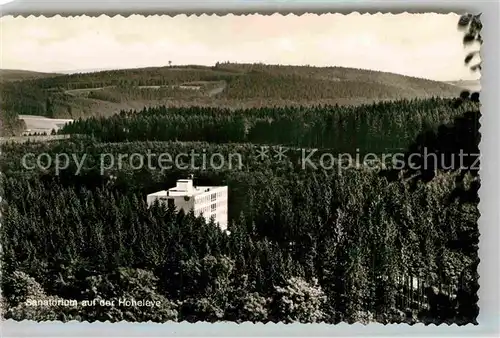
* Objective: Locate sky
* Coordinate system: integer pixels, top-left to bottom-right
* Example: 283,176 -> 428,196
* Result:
0,13 -> 481,81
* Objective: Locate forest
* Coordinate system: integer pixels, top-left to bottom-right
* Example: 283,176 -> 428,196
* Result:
59,97 -> 477,155
0,91 -> 480,324
0,11 -> 483,326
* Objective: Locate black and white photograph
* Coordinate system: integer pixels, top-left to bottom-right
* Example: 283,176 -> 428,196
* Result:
0,12 -> 482,325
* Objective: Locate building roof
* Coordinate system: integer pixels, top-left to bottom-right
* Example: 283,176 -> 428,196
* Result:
166,186 -> 218,197
147,179 -> 227,198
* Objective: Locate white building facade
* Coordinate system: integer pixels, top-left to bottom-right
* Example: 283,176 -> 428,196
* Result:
147,178 -> 228,231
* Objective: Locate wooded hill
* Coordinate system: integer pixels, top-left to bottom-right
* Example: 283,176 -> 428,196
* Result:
0,69 -> 61,83
1,63 -> 463,135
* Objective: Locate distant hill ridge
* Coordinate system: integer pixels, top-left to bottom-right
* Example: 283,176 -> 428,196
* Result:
0,69 -> 63,82
0,63 -> 464,136
445,79 -> 481,92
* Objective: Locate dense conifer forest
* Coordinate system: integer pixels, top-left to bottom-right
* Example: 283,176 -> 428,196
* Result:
0,91 -> 480,324
59,97 -> 477,154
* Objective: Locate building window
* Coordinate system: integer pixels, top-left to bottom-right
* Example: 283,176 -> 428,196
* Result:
211,203 -> 216,212
211,193 -> 216,202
